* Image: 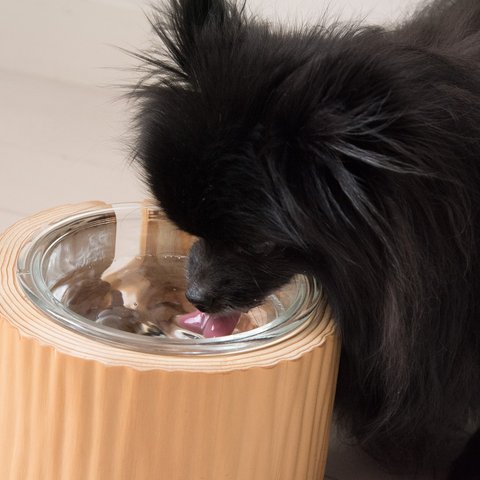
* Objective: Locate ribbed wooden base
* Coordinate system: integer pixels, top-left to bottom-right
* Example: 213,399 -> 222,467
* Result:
0,202 -> 340,480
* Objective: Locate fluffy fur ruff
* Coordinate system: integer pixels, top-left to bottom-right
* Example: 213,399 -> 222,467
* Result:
131,0 -> 480,474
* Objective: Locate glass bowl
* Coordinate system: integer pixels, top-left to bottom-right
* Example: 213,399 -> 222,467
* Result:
17,202 -> 320,355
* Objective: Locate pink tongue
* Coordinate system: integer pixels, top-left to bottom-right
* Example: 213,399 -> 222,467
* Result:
175,310 -> 241,338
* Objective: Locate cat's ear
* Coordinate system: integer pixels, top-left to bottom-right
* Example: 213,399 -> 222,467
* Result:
150,0 -> 242,80
174,0 -> 230,33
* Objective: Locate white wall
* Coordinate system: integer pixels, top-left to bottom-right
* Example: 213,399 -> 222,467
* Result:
0,0 -> 421,88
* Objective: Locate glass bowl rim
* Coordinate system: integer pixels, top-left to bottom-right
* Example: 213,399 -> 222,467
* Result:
16,202 -> 320,355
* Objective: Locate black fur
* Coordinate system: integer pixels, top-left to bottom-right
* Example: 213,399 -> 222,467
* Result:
449,429 -> 480,479
131,0 -> 480,474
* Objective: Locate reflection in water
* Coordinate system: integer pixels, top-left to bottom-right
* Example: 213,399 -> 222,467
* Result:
52,254 -> 283,339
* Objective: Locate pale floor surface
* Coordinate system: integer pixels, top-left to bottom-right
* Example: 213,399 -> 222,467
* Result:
0,69 -> 437,480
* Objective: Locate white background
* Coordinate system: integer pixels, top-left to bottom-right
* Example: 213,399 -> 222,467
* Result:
1,0 -> 420,87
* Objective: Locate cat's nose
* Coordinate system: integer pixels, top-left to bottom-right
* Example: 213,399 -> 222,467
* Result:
185,286 -> 215,312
